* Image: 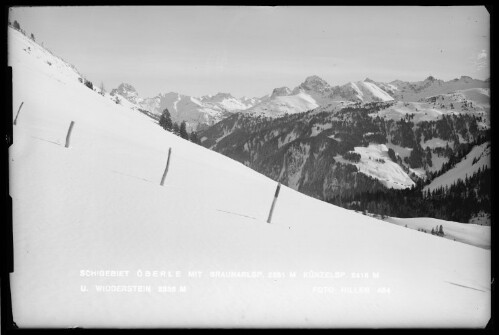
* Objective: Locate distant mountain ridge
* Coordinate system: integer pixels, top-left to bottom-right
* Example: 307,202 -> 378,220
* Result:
383,76 -> 489,101
109,85 -> 263,131
110,74 -> 488,131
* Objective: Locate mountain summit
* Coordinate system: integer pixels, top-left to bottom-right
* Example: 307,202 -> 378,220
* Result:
300,75 -> 332,91
110,83 -> 141,104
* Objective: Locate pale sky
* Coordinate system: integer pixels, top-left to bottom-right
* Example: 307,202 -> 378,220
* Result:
9,6 -> 490,98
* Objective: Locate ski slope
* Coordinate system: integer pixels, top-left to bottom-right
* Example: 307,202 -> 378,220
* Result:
8,26 -> 490,328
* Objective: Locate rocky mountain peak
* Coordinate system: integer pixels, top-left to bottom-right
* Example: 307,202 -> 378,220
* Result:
110,83 -> 139,99
302,75 -> 330,88
271,86 -> 291,98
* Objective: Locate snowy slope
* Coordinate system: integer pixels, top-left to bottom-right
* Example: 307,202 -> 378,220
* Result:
239,96 -> 262,106
342,81 -> 394,102
458,88 -> 490,107
424,142 -> 491,193
369,101 -> 455,123
335,144 -> 415,189
297,76 -> 394,104
385,217 -> 491,250
388,76 -> 489,102
8,27 -> 82,86
245,91 -> 319,117
200,92 -> 256,111
8,26 -> 490,328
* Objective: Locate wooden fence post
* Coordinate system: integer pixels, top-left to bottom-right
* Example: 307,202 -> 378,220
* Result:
160,148 -> 172,186
13,102 -> 24,125
267,182 -> 281,223
65,121 -> 75,148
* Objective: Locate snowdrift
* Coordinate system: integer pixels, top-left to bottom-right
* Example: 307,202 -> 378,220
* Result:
8,26 -> 490,328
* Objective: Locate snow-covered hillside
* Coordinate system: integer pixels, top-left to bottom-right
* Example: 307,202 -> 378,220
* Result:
387,76 -> 489,102
200,92 -> 257,111
385,217 -> 491,250
335,144 -> 415,189
339,80 -> 394,102
8,26 -> 490,328
368,94 -> 489,125
246,91 -> 319,117
424,142 -> 491,193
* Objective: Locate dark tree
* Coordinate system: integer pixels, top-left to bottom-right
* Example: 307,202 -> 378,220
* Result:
172,122 -> 180,135
388,148 -> 397,162
190,131 -> 200,144
13,20 -> 20,30
159,108 -> 173,131
343,151 -> 361,163
84,79 -> 93,90
30,33 -> 35,41
180,121 -> 189,139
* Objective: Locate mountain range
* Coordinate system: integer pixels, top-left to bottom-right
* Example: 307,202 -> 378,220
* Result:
109,83 -> 264,131
110,74 -> 489,132
197,76 -> 490,224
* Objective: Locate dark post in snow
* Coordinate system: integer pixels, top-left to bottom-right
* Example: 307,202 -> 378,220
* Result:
160,147 -> 172,186
65,121 -> 75,148
13,101 -> 24,125
267,182 -> 281,224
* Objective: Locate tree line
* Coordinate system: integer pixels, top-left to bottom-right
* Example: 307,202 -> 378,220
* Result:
327,165 -> 490,223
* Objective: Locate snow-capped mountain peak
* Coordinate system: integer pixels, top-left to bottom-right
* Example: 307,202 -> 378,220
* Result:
201,92 -> 234,102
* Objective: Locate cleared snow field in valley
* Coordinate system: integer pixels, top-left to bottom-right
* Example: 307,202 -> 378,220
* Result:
8,27 -> 490,328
